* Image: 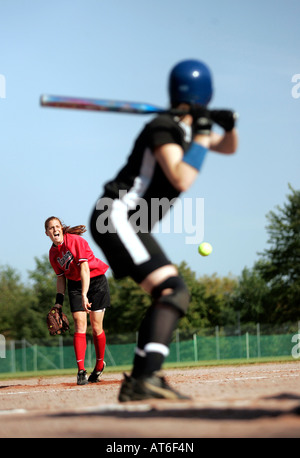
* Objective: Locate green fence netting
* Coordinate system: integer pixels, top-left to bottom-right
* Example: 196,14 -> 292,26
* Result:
0,330 -> 298,373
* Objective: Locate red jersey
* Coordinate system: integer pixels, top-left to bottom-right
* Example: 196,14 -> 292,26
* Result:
49,233 -> 109,281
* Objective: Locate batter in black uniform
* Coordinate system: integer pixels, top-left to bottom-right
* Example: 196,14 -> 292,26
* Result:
90,59 -> 238,401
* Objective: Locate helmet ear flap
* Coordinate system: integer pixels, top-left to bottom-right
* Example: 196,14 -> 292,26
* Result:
168,59 -> 213,107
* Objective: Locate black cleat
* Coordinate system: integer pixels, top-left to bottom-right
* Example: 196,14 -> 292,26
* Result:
77,369 -> 88,385
88,361 -> 106,383
118,373 -> 136,402
118,371 -> 190,402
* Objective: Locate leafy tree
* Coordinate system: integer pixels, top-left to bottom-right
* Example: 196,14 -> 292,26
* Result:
256,184 -> 300,322
230,266 -> 270,323
105,276 -> 151,337
176,263 -> 238,330
0,265 -> 38,339
199,273 -> 238,327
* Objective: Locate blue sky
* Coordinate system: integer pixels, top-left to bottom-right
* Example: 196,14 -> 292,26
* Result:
0,0 -> 299,283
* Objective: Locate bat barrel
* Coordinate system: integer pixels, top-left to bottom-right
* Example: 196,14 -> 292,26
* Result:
40,95 -> 167,114
40,95 -> 237,121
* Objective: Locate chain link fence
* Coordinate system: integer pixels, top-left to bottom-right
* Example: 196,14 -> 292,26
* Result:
0,322 -> 300,374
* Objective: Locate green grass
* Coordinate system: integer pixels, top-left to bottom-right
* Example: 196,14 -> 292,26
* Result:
0,355 -> 296,381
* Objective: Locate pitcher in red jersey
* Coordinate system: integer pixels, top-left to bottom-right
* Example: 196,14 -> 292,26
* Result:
45,216 -> 110,385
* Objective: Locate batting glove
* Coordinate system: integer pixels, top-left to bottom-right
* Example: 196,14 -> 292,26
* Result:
190,106 -> 213,136
210,110 -> 238,132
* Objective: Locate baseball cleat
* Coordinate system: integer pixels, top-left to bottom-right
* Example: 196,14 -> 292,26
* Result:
118,371 -> 190,402
118,373 -> 136,402
88,361 -> 106,383
77,369 -> 89,385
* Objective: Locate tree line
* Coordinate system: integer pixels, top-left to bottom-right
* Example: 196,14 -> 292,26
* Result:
0,184 -> 299,341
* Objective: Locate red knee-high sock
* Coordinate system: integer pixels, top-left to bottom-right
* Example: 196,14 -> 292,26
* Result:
93,331 -> 106,371
73,332 -> 87,371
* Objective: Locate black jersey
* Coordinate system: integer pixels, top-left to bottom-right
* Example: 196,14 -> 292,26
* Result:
91,115 -> 192,281
102,114 -> 192,230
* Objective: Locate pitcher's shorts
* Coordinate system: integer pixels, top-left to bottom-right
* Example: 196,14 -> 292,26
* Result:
68,274 -> 110,313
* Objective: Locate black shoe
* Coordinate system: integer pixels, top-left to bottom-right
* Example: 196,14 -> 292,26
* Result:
88,361 -> 106,383
118,371 -> 190,402
118,373 -> 136,402
77,369 -> 88,385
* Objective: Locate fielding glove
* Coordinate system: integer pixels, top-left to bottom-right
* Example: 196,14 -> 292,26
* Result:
46,305 -> 70,336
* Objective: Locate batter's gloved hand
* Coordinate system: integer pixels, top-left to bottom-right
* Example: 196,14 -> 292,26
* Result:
190,105 -> 213,136
210,110 -> 238,132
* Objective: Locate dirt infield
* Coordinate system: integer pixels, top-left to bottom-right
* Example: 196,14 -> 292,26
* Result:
0,361 -> 299,439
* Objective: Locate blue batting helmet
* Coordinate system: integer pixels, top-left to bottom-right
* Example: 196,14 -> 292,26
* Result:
168,59 -> 213,107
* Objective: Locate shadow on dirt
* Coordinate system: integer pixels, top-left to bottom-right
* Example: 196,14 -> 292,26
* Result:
50,392 -> 300,421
